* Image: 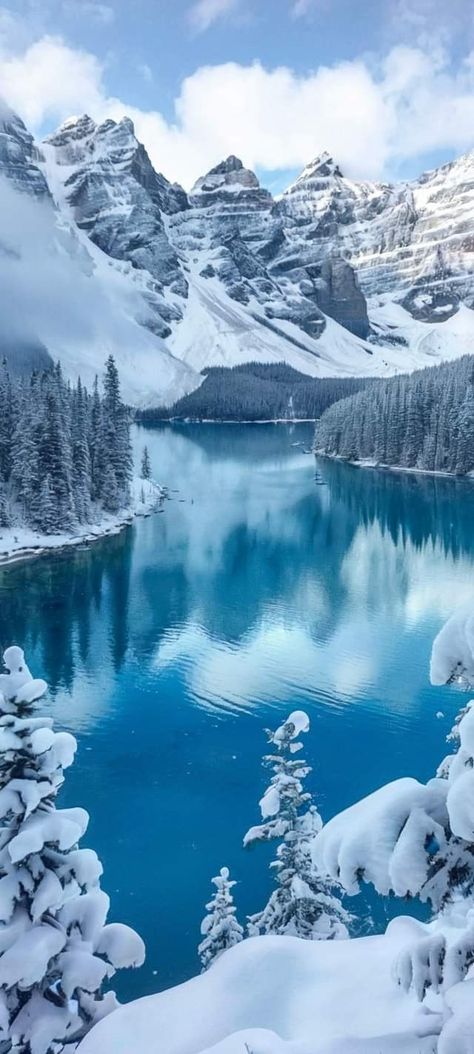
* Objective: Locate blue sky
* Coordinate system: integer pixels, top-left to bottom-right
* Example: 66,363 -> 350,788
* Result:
1,0 -> 474,190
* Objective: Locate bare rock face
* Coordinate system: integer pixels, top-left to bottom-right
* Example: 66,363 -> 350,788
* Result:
315,255 -> 370,338
279,149 -> 474,324
44,115 -> 189,337
0,107 -> 49,199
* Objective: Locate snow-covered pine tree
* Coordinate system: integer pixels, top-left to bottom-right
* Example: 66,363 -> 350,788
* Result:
34,380 -> 74,533
36,473 -> 57,535
455,370 -> 474,475
3,360 -> 134,537
0,645 -> 145,1053
244,711 -> 350,940
140,447 -> 151,481
198,867 -> 243,971
315,354 -> 474,475
0,360 -> 15,485
89,377 -> 104,505
71,379 -> 92,525
101,466 -> 120,514
101,357 -> 132,509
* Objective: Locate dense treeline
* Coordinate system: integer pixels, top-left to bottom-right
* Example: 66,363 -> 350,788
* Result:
0,355 -> 132,535
315,355 -> 474,475
137,363 -> 372,423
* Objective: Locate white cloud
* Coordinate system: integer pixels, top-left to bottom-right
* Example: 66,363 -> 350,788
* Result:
188,0 -> 241,32
1,30 -> 474,188
0,36 -> 104,125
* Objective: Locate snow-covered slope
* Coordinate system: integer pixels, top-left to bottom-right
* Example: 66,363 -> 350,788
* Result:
0,110 -> 199,405
1,105 -> 474,404
77,927 -> 439,1054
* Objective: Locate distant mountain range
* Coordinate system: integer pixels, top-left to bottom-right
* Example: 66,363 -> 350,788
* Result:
1,103 -> 474,405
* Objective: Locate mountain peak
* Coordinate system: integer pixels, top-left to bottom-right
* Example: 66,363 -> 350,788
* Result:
190,155 -> 261,199
46,114 -> 97,145
285,152 -> 343,195
208,155 -> 245,176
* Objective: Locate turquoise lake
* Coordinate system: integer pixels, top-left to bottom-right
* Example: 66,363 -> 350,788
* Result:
1,422 -> 473,1001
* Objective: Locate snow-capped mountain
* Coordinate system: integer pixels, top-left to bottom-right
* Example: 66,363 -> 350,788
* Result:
1,104 -> 474,405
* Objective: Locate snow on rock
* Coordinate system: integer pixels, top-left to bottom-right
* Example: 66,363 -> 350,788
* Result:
430,604 -> 474,686
77,931 -> 439,1054
4,106 -> 474,405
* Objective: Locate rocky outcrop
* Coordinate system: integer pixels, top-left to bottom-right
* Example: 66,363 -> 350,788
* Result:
0,107 -> 49,198
44,115 -> 189,336
279,149 -> 474,324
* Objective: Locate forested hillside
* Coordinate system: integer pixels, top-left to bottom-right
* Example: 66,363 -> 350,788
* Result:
138,363 -> 372,423
0,355 -> 132,535
315,355 -> 474,475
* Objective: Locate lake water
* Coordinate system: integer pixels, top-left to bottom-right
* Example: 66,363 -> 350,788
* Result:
1,422 -> 473,1001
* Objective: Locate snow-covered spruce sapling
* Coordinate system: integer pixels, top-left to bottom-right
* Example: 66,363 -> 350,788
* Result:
198,867 -> 243,971
140,447 -> 151,481
244,711 -> 350,940
0,645 -> 145,1053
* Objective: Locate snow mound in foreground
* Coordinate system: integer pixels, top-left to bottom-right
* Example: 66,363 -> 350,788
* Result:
77,929 -> 438,1054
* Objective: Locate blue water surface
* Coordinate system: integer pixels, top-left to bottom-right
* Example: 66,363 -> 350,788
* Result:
0,422 -> 473,1001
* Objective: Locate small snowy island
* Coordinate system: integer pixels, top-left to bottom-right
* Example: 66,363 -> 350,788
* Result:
0,356 -> 162,566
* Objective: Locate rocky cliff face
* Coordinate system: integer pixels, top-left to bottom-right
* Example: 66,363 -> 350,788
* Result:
279,149 -> 474,324
0,106 -> 49,199
44,115 -> 189,337
0,110 -> 199,405
1,106 -> 474,404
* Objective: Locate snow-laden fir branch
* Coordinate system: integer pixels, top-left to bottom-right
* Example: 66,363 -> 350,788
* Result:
0,645 -> 144,1053
244,710 -> 350,940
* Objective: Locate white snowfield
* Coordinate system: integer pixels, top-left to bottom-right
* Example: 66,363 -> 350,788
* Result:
77,929 -> 439,1054
0,476 -> 161,567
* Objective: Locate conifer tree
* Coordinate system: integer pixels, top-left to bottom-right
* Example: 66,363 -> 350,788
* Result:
101,357 -> 132,507
102,466 -> 120,513
0,645 -> 145,1052
36,473 -> 57,534
244,712 -> 350,940
0,359 -> 135,537
198,867 -> 243,971
71,379 -> 92,523
141,446 -> 151,481
315,355 -> 474,476
89,376 -> 104,503
0,359 -> 14,483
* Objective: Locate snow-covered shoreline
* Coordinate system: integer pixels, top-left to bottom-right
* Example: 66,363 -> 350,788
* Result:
150,417 -> 317,424
314,450 -> 474,482
0,477 -> 163,569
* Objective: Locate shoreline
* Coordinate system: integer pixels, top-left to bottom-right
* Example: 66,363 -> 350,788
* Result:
0,478 -> 164,570
138,418 -> 318,425
314,451 -> 474,482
